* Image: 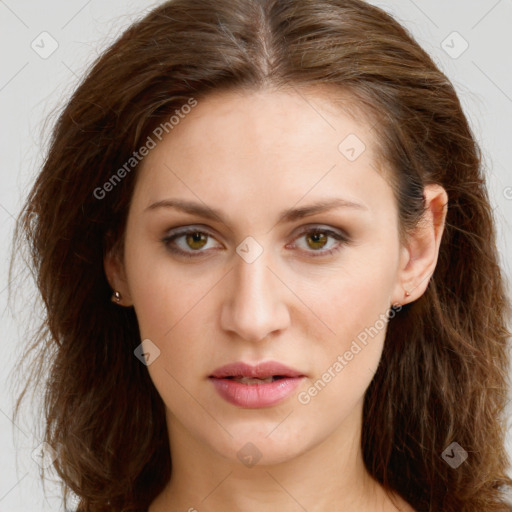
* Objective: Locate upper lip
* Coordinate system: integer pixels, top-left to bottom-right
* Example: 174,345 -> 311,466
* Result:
209,361 -> 305,379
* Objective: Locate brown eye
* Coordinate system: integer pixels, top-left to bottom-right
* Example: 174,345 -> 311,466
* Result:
184,232 -> 208,250
305,231 -> 329,250
163,228 -> 220,257
162,225 -> 350,259
291,226 -> 350,258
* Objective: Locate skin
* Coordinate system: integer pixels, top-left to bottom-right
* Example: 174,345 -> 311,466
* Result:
105,87 -> 447,512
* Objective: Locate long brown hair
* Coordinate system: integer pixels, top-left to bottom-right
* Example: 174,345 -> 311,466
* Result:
11,0 -> 512,510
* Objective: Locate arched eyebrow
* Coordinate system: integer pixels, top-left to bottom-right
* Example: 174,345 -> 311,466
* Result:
144,197 -> 369,225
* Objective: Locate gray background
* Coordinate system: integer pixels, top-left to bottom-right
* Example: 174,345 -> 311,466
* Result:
1,0 -> 511,510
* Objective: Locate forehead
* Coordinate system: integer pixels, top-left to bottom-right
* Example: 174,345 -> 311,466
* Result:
132,87 -> 395,221
145,86 -> 379,159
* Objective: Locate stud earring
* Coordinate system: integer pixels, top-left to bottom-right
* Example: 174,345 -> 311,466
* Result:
404,290 -> 411,297
111,290 -> 122,303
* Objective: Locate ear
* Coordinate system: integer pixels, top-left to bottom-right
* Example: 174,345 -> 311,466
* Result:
104,237 -> 134,307
391,184 -> 448,306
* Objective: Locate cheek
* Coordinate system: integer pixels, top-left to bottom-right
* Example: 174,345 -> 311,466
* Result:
292,244 -> 398,406
294,245 -> 398,341
296,274 -> 393,423
124,243 -> 220,392
124,236 -> 212,340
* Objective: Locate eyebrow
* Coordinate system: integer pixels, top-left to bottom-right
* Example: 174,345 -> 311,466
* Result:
144,197 -> 368,225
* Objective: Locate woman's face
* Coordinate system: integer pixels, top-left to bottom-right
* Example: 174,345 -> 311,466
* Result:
113,88 -> 412,465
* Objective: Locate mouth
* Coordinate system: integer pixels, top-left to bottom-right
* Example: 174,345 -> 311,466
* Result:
208,361 -> 306,408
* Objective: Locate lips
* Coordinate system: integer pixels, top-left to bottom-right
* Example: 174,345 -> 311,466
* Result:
209,361 -> 305,380
209,361 -> 306,408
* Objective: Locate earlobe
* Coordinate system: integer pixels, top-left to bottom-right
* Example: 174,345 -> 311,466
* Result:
393,184 -> 448,305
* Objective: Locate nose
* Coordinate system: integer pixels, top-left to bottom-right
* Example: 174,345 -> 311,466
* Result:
220,246 -> 290,343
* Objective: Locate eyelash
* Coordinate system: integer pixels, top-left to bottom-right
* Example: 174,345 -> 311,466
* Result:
162,226 -> 351,259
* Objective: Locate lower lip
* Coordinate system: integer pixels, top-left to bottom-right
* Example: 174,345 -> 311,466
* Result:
209,377 -> 304,408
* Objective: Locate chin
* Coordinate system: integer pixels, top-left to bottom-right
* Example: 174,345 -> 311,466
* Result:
204,422 -> 314,468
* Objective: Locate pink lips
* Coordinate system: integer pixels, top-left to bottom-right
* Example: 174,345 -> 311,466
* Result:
209,361 -> 306,408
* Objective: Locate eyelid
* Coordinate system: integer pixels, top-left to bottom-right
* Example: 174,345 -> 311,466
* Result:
291,224 -> 349,240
